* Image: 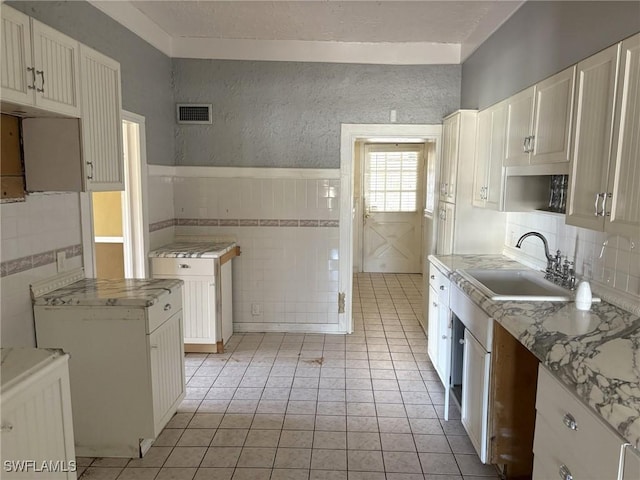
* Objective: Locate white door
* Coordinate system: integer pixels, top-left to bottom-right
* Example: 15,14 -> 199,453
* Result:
363,144 -> 424,273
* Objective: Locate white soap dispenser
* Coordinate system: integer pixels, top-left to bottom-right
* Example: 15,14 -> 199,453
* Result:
575,280 -> 593,311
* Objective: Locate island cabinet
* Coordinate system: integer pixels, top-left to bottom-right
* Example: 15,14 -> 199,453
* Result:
0,348 -> 76,479
150,241 -> 240,353
32,273 -> 185,458
533,366 -> 628,480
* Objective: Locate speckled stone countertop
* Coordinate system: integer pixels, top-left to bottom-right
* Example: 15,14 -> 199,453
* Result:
430,254 -> 640,448
32,278 -> 183,307
1,347 -> 66,391
148,241 -> 236,259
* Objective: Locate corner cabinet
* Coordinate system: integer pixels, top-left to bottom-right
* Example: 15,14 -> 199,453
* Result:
566,32 -> 640,239
34,286 -> 185,458
473,99 -> 507,210
79,45 -> 124,191
1,348 -> 76,479
1,6 -> 80,117
504,66 -> 576,167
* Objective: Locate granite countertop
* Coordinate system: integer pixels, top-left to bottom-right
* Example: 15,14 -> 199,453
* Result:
430,254 -> 640,448
148,241 -> 237,259
1,347 -> 67,391
32,278 -> 183,307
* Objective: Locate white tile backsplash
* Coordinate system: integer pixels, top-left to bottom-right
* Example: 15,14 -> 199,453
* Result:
172,173 -> 341,333
505,211 -> 640,298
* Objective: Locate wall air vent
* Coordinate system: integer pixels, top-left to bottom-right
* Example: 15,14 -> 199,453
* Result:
176,104 -> 212,124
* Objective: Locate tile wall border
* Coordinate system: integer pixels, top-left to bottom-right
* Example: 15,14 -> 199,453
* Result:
1,244 -> 83,278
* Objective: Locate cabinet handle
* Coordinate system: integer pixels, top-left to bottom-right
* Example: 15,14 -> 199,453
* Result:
594,192 -> 604,216
439,285 -> 446,291
0,424 -> 13,432
179,264 -> 191,269
559,464 -> 573,480
523,137 -> 529,153
430,275 -> 435,280
528,135 -> 535,153
36,70 -> 45,93
86,161 -> 94,180
441,335 -> 447,339
27,67 -> 36,90
603,192 -> 612,217
562,413 -> 578,430
150,344 -> 158,349
164,303 -> 172,311
459,339 -> 465,345
432,302 -> 438,307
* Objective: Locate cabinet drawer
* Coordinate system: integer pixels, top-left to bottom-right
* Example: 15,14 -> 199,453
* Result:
535,366 -> 621,477
151,257 -> 215,276
429,263 -> 450,307
147,286 -> 183,333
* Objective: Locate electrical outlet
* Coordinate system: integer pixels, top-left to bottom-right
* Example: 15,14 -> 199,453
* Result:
251,303 -> 261,316
56,251 -> 66,272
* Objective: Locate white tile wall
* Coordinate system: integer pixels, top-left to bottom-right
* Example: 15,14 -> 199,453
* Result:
148,174 -> 176,249
1,193 -> 81,262
173,175 -> 341,333
1,192 -> 83,347
505,211 -> 640,298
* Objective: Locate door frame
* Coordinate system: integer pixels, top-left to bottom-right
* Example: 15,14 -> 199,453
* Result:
80,110 -> 148,278
339,124 -> 442,333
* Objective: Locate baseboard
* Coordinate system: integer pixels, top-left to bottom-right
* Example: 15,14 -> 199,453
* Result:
233,323 -> 346,334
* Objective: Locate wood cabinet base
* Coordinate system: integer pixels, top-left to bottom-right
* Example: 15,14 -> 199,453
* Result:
185,341 -> 224,354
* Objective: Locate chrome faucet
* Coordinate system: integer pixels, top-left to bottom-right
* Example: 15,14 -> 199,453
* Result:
515,232 -> 553,263
515,232 -> 575,288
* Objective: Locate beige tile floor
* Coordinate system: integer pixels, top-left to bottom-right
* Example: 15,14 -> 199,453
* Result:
78,273 -> 500,480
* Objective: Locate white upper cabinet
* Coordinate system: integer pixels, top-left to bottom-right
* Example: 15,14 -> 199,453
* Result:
473,99 -> 507,210
80,44 -> 124,191
566,44 -> 620,230
440,112 -> 460,203
504,66 -> 576,167
567,32 -> 640,238
607,32 -> 640,238
1,7 -> 80,117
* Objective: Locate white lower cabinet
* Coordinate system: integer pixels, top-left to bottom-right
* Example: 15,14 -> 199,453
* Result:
151,256 -> 234,353
461,329 -> 490,463
533,366 -> 628,480
34,288 -> 185,458
1,349 -> 76,479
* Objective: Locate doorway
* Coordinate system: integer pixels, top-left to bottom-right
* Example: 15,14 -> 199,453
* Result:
83,111 -> 148,279
339,124 -> 442,333
360,142 -> 425,274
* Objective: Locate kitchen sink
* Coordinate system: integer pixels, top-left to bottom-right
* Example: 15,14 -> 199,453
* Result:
457,269 -> 586,302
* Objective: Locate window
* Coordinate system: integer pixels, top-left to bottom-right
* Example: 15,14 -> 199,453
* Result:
364,144 -> 423,213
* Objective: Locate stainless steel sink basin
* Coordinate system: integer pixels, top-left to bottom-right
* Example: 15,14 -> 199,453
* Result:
457,269 -> 579,301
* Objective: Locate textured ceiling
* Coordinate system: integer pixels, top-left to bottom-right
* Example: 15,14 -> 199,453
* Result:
131,1 -> 508,43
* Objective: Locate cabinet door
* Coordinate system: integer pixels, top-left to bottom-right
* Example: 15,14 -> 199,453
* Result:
80,45 -> 124,191
427,285 -> 440,370
436,302 -> 451,389
30,19 -> 80,116
485,101 -> 507,210
607,32 -> 640,239
531,66 -> 576,165
566,45 -> 619,231
182,277 -> 217,344
472,108 -> 491,208
149,312 -> 185,436
435,203 -> 455,255
1,360 -> 76,479
504,86 -> 535,166
440,114 -> 459,203
621,443 -> 640,479
461,329 -> 490,463
0,6 -> 34,106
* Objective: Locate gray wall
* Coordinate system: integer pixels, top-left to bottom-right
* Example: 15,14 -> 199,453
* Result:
173,60 -> 460,168
462,1 -> 640,110
8,1 -> 175,166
